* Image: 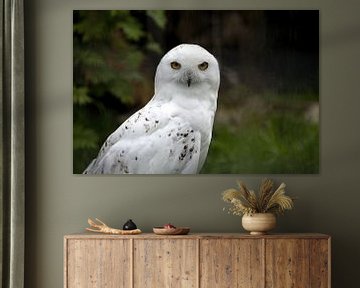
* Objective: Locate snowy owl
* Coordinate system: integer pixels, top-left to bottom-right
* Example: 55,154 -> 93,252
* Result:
83,44 -> 220,174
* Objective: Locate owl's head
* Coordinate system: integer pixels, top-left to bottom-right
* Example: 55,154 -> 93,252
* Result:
154,44 -> 220,94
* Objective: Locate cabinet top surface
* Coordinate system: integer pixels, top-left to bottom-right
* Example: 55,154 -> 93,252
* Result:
64,232 -> 330,240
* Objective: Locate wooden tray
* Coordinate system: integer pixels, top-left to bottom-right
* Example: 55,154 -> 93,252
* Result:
153,227 -> 190,235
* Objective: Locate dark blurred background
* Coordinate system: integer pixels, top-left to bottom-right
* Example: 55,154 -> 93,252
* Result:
73,10 -> 319,174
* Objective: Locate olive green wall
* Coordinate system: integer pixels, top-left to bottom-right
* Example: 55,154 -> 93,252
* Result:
25,0 -> 360,287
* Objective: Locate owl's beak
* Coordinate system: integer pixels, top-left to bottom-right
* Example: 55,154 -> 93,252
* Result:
187,78 -> 192,87
186,71 -> 193,87
183,70 -> 195,87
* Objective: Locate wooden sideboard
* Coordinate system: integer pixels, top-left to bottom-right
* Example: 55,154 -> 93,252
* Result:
64,233 -> 330,288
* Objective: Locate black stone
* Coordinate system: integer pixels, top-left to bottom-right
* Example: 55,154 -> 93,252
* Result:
123,219 -> 137,230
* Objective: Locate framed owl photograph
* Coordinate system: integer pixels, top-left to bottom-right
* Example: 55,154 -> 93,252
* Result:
73,10 -> 319,175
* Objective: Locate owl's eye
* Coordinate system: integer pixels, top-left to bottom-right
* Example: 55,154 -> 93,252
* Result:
198,62 -> 208,71
170,61 -> 181,70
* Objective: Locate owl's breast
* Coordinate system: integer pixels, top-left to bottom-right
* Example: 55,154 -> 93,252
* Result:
161,100 -> 215,150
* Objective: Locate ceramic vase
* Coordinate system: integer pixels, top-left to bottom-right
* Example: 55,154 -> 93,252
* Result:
242,213 -> 276,235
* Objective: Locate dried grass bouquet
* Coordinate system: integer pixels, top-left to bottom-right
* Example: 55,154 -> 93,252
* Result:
222,179 -> 294,216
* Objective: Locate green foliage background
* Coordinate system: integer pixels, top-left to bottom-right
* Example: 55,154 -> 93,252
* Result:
73,10 -> 319,174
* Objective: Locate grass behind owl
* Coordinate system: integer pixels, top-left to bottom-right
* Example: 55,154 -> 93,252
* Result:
202,93 -> 319,174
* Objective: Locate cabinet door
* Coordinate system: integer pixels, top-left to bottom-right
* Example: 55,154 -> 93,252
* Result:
134,239 -> 198,288
266,239 -> 309,288
200,239 -> 264,288
309,239 -> 330,288
65,239 -> 131,288
265,239 -> 329,288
